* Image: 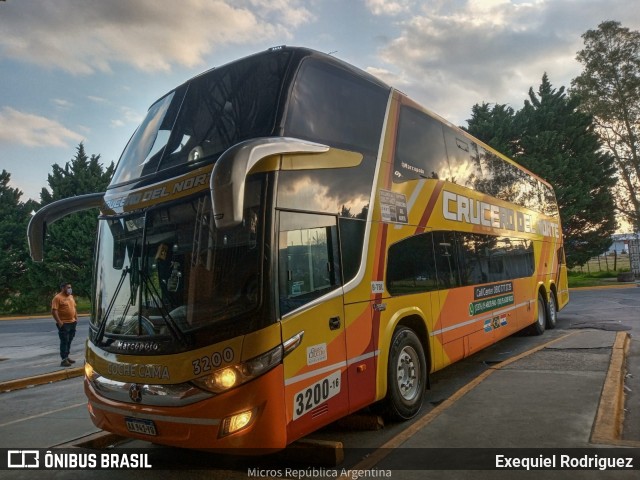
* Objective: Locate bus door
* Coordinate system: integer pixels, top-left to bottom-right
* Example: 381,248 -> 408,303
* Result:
277,211 -> 349,441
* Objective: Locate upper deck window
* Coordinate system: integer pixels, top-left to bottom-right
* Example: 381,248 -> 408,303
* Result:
111,89 -> 184,185
393,106 -> 451,182
111,50 -> 292,186
284,58 -> 389,153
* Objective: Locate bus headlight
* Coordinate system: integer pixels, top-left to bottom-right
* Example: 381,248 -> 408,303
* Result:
85,362 -> 97,381
219,408 -> 257,437
192,344 -> 282,394
215,368 -> 238,389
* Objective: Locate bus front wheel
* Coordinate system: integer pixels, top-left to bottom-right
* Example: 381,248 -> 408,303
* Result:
384,327 -> 426,421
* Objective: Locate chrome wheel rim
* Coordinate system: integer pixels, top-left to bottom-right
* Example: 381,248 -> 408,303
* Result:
396,345 -> 420,401
537,297 -> 546,327
549,294 -> 557,323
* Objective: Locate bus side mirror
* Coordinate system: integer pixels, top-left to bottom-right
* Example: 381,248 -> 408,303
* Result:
210,137 -> 328,229
27,192 -> 105,261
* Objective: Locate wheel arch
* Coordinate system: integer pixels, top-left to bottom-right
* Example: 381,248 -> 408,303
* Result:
376,307 -> 431,401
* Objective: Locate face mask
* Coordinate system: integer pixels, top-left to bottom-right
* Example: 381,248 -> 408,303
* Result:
66,288 -> 72,295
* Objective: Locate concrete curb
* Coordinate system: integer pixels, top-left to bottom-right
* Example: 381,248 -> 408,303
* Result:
0,315 -> 50,321
570,283 -> 639,291
0,314 -> 90,322
590,331 -> 639,446
0,366 -> 84,393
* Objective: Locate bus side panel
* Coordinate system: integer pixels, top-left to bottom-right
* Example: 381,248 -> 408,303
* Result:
280,296 -> 349,444
344,302 -> 378,413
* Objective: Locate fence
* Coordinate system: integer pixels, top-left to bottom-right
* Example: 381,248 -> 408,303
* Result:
570,251 -> 631,274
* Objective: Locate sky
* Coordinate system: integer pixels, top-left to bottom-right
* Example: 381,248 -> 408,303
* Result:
1,0 -> 639,205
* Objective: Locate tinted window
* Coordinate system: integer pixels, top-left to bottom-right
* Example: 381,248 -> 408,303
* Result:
112,89 -> 184,185
540,182 -> 559,217
446,138 -> 559,217
387,231 -> 535,296
339,217 -> 366,283
158,51 -> 291,171
394,107 -> 450,182
112,50 -> 291,185
445,128 -> 482,190
433,231 -> 462,288
457,234 -> 534,284
285,58 -> 389,153
387,233 -> 438,295
278,211 -> 341,315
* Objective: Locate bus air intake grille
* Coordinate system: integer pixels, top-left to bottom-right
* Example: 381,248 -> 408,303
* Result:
311,404 -> 329,418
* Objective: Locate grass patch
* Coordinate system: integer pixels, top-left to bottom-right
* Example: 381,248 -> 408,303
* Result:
567,270 -> 630,288
76,296 -> 91,313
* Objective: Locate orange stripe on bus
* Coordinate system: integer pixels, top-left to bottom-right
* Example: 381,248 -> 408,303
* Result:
415,180 -> 445,234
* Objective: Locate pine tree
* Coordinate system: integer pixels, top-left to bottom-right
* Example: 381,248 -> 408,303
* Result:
515,74 -> 617,267
464,102 -> 518,157
0,170 -> 37,313
23,143 -> 114,303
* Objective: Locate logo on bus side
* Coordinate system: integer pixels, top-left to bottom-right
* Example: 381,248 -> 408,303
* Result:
307,343 -> 327,366
105,172 -> 210,211
442,190 -> 559,238
484,314 -> 508,332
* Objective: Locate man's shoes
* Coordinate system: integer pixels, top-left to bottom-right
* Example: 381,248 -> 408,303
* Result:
60,359 -> 72,367
67,358 -> 76,364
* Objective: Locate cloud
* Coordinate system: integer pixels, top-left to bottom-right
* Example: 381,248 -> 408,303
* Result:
51,98 -> 73,109
0,107 -> 83,148
0,0 -> 313,75
368,0 -> 640,124
111,106 -> 144,128
365,0 -> 416,16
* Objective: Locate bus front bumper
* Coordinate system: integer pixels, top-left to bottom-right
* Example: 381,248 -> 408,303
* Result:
84,364 -> 287,452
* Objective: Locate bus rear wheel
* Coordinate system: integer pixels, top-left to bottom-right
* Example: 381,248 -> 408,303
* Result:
546,290 -> 558,329
384,327 -> 426,421
528,292 -> 547,336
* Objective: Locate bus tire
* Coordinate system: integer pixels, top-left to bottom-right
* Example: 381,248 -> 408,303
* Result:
528,292 -> 547,336
384,327 -> 426,421
546,290 -> 558,329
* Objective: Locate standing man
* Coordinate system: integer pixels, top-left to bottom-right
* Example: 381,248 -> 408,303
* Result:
52,282 -> 78,367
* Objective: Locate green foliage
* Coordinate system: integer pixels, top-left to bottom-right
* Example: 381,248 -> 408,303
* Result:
466,74 -> 617,268
572,21 -> 640,231
3,143 -> 114,313
0,170 -> 38,313
465,103 -> 518,156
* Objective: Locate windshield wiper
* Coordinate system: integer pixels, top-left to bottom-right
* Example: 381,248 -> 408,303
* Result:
94,266 -> 130,345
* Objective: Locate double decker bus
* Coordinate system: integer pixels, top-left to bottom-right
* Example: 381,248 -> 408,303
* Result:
28,46 -> 568,451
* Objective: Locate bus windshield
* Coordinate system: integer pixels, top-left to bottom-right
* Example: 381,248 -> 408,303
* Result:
92,178 -> 265,347
110,49 -> 292,186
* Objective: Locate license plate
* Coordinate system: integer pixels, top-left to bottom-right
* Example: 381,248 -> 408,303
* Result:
125,417 -> 157,436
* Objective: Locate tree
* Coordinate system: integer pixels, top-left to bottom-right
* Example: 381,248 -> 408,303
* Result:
22,143 -> 114,305
516,74 -> 617,267
465,102 -> 518,157
466,75 -> 618,268
0,170 -> 38,313
572,21 -> 640,232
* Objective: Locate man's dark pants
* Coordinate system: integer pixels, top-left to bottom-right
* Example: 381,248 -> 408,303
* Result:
57,322 -> 76,360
